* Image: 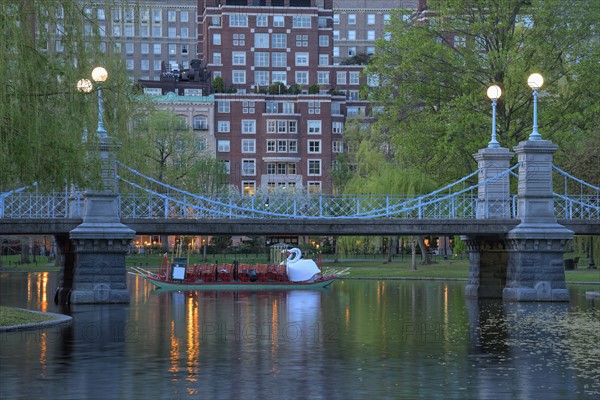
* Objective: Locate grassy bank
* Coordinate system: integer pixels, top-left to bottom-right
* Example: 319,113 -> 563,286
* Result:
2,254 -> 598,283
0,306 -> 57,327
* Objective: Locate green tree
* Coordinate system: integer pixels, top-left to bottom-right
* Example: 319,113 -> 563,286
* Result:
126,109 -> 227,194
0,1 -> 136,191
367,0 -> 600,185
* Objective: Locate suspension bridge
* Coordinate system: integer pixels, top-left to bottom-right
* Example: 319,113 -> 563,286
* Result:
0,138 -> 598,304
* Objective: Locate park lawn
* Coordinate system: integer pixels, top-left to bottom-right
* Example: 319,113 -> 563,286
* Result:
2,255 -> 598,283
0,306 -> 57,327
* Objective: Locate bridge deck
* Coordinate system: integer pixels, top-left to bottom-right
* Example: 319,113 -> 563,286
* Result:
1,218 -> 597,235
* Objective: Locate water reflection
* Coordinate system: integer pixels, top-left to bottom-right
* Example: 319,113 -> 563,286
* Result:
0,273 -> 598,399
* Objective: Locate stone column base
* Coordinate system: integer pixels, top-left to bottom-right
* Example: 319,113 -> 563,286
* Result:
503,285 -> 570,302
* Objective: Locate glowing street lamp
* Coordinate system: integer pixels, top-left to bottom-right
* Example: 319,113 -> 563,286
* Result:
91,67 -> 108,138
527,73 -> 544,140
486,85 -> 502,148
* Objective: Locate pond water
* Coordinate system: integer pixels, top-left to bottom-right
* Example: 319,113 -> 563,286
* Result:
0,272 -> 598,399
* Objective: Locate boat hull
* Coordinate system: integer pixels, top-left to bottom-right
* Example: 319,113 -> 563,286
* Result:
143,275 -> 337,291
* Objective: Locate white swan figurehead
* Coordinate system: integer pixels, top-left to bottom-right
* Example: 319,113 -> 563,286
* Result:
285,248 -> 321,282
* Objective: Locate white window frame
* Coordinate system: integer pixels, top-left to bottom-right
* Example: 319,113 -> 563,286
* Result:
241,139 -> 256,153
232,51 -> 246,65
218,140 -> 230,152
308,140 -> 321,154
241,119 -> 256,134
255,33 -> 269,48
242,159 -> 256,176
308,120 -> 322,134
308,160 -> 322,176
218,121 -> 230,133
295,52 -> 309,66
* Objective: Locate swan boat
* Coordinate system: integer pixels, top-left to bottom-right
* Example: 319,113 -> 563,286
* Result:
131,248 -> 341,291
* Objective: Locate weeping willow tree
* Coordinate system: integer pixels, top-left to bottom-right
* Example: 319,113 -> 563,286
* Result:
336,138 -> 438,267
0,1 -> 136,191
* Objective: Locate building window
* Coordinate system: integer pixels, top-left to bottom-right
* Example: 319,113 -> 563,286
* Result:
242,159 -> 256,176
348,47 -> 356,56
348,14 -> 356,24
221,160 -> 230,175
295,71 -> 308,85
317,71 -> 329,85
152,26 -> 162,37
454,36 -> 467,47
255,52 -> 269,67
181,11 -> 188,22
296,34 -> 308,47
308,120 -> 321,134
272,33 -> 287,49
348,90 -> 359,100
141,43 -> 149,54
267,140 -> 276,152
255,33 -> 269,48
256,15 -> 268,27
277,140 -> 287,152
168,26 -> 177,38
295,52 -> 309,66
218,121 -> 230,132
333,14 -> 340,24
384,14 -> 391,25
319,35 -> 329,47
367,46 -> 375,56
242,181 -> 255,195
272,52 -> 287,67
255,71 -> 269,86
307,182 -> 321,193
368,14 -> 375,25
193,116 -> 208,130
229,14 -> 248,27
242,120 -> 256,134
336,71 -> 347,85
273,15 -> 284,27
213,52 -> 221,64
271,71 -> 287,84
332,121 -> 344,133
333,30 -> 340,40
289,121 -> 298,134
278,120 -> 287,133
367,30 -> 375,41
308,140 -> 321,154
232,51 -> 246,65
218,101 -> 230,113
218,140 -> 230,152
168,44 -> 176,56
167,10 -> 176,22
242,139 -> 256,153
349,72 -> 360,85
282,102 -> 294,114
308,160 -> 321,176
319,54 -> 329,66
293,15 -> 311,28
332,141 -> 344,153
288,140 -> 298,152
348,30 -> 356,40
232,70 -> 246,84
141,59 -> 149,71
333,47 -> 339,57
233,33 -> 245,46
125,42 -> 134,54
267,163 -> 276,174
213,33 -> 221,45
266,102 -> 278,114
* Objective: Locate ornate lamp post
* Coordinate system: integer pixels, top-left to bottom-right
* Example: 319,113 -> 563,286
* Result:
91,66 -> 108,139
527,73 -> 544,140
486,85 -> 502,148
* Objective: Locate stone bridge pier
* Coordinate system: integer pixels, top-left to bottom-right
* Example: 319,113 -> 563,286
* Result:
55,139 -> 135,304
464,139 -> 573,302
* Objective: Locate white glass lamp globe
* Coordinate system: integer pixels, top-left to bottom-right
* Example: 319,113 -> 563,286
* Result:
487,85 -> 502,100
527,73 -> 543,89
76,78 -> 93,93
91,67 -> 108,83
